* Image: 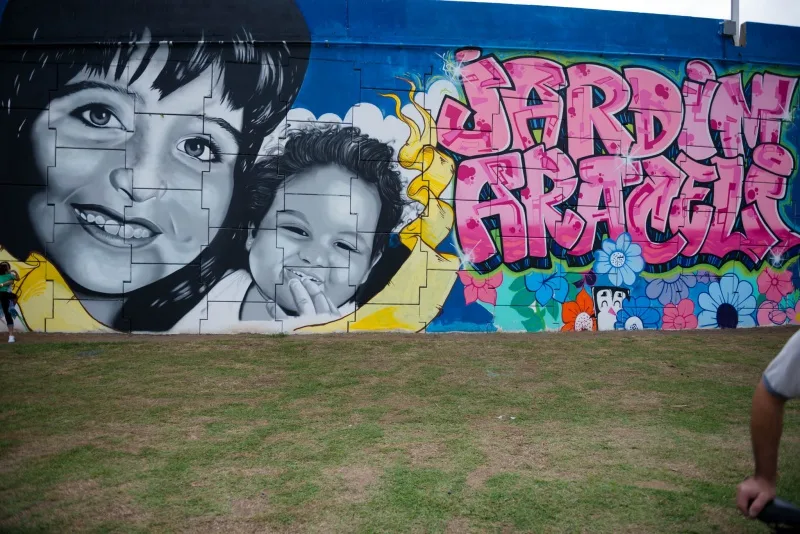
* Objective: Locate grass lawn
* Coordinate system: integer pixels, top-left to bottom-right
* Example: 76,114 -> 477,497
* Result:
1,328 -> 799,533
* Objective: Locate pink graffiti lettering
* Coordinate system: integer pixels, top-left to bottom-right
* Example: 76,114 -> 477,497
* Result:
518,145 -> 583,255
455,153 -> 527,263
437,50 -> 513,156
679,60 -> 720,160
565,64 -> 634,161
501,58 -> 566,151
743,144 -> 799,260
668,153 -> 717,257
626,156 -> 688,264
571,156 -> 637,256
625,67 -> 683,157
709,72 -> 798,157
445,51 -> 800,268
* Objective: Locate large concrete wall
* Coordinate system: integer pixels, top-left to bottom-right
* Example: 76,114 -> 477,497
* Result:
1,0 -> 800,334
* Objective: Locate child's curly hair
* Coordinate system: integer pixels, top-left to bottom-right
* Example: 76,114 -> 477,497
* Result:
246,125 -> 407,263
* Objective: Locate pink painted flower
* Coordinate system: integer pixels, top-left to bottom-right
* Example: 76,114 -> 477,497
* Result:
662,299 -> 698,330
458,271 -> 503,306
757,269 -> 794,302
758,300 -> 787,326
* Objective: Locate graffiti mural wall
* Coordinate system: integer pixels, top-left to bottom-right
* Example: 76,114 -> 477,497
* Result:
1,0 -> 799,334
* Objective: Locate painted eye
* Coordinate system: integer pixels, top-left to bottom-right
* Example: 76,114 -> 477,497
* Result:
74,104 -> 124,129
88,108 -> 111,125
281,225 -> 309,237
335,241 -> 358,253
177,137 -> 219,162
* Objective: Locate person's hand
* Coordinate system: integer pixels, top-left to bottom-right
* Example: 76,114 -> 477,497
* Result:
287,277 -> 341,318
736,476 -> 776,518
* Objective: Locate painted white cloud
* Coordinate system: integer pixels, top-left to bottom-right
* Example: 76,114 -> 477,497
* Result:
258,80 -> 461,230
261,79 -> 459,158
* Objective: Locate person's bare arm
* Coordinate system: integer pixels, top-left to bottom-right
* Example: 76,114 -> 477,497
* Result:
736,379 -> 786,517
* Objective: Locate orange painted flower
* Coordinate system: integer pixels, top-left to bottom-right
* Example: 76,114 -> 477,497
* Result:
561,289 -> 596,331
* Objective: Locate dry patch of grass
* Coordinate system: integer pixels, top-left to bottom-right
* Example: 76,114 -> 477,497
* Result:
324,465 -> 380,503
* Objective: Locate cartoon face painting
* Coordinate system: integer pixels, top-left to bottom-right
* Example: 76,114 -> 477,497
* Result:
593,287 -> 629,331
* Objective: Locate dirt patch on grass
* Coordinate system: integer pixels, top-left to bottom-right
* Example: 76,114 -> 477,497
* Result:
52,478 -> 101,499
230,496 -> 270,519
180,516 -> 296,534
691,362 -> 760,384
407,441 -> 447,467
631,480 -> 685,492
466,420 -> 706,489
239,467 -> 285,477
465,467 -> 501,490
466,422 -> 551,488
285,397 -> 336,420
0,424 -> 161,473
701,504 -> 751,533
191,466 -> 285,486
445,517 -> 472,533
1,480 -> 150,532
324,465 -> 380,503
582,389 -> 666,413
373,392 -> 429,424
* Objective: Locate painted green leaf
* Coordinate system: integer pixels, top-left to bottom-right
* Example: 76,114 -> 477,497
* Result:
511,291 -> 536,307
515,305 -> 537,320
566,283 -> 580,302
509,276 -> 527,293
522,314 -> 545,332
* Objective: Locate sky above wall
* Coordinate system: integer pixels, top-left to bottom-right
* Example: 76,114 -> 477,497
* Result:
447,0 -> 800,27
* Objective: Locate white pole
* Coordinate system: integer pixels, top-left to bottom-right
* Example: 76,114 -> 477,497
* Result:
731,0 -> 741,45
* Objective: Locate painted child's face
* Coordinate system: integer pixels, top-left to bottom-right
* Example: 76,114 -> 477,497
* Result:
28,40 -> 243,294
247,164 -> 382,312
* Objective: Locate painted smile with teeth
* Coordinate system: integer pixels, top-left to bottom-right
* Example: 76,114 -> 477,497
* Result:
286,268 -> 323,285
72,204 -> 161,248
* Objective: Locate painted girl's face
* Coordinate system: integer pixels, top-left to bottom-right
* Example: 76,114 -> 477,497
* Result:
28,41 -> 243,294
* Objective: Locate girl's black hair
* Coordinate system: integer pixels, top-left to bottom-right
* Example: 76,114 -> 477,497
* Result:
0,0 -> 310,331
0,262 -> 10,275
246,125 -> 411,307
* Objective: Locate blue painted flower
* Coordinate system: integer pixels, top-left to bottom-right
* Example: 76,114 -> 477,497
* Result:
646,274 -> 697,306
696,271 -> 716,285
593,233 -> 645,287
697,273 -> 757,329
614,296 -> 660,330
524,264 -> 569,306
